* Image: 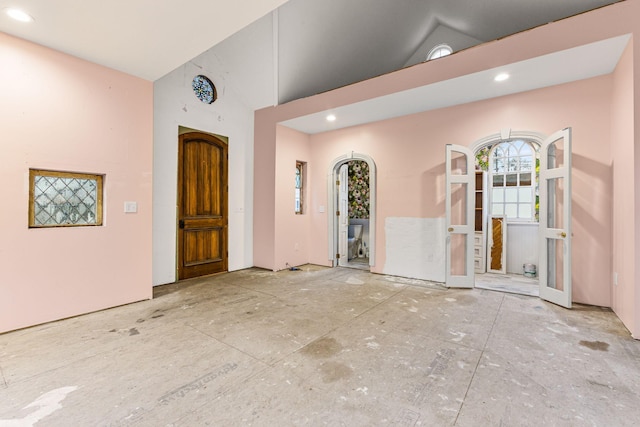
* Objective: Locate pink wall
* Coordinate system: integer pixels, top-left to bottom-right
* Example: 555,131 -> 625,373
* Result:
274,125 -> 312,270
255,0 -> 640,336
0,33 -> 153,333
611,39 -> 636,335
253,114 -> 277,269
306,76 -> 613,307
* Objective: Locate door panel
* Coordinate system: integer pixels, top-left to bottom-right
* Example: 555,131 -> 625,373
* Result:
445,144 -> 475,288
178,132 -> 228,280
184,229 -> 222,265
539,128 -> 571,307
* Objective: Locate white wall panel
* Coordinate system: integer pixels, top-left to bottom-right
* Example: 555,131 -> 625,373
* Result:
506,223 -> 538,274
383,217 -> 446,282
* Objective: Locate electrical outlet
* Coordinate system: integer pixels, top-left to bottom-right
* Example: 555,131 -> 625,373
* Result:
613,272 -> 618,286
294,243 -> 299,251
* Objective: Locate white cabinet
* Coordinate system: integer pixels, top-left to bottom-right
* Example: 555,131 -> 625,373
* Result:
474,231 -> 485,273
474,171 -> 487,273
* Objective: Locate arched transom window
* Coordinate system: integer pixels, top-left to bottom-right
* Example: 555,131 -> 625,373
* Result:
490,139 -> 538,221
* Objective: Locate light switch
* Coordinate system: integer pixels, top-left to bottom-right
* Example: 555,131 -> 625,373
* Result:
319,205 -> 325,213
124,201 -> 137,213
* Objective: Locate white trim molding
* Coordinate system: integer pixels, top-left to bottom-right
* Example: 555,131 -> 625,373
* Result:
470,130 -> 546,153
327,152 -> 377,267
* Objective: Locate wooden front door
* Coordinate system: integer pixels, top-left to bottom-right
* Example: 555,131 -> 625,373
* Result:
177,132 -> 228,280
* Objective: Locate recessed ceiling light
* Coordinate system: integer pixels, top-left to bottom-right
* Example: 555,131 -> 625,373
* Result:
326,114 -> 336,122
5,8 -> 34,22
494,73 -> 510,82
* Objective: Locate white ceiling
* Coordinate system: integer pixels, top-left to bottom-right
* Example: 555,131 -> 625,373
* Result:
0,0 -> 290,81
280,35 -> 631,134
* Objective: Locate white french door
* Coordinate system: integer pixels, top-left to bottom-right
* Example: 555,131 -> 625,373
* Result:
539,128 -> 572,308
445,144 -> 475,288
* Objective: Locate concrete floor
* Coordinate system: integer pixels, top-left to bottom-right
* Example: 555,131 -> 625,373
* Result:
1,266 -> 639,426
475,273 -> 539,297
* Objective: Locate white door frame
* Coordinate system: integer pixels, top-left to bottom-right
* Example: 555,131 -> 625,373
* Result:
327,152 -> 377,267
468,127 -> 572,308
338,164 -> 349,266
445,144 -> 475,288
471,129 -> 545,277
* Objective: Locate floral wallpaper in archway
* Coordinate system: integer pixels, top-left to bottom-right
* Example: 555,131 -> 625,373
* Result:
475,146 -> 491,171
348,161 -> 370,219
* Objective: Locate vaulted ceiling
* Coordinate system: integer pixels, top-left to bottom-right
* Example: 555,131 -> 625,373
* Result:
0,0 -> 621,108
275,0 -> 620,103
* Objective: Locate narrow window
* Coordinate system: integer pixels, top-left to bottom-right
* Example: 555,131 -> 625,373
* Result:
295,161 -> 306,214
29,169 -> 104,227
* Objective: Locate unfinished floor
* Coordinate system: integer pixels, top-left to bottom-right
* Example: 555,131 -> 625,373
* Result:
1,266 -> 639,426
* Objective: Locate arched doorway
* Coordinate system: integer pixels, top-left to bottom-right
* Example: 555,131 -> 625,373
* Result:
327,152 -> 377,269
471,130 -> 544,295
445,127 -> 573,308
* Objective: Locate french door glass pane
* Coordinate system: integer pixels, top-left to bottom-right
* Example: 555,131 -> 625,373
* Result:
547,140 -> 565,169
546,238 -> 565,291
450,152 -> 468,175
450,234 -> 467,276
450,183 -> 468,225
547,177 -> 564,229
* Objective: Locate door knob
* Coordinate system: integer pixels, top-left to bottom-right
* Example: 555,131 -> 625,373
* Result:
560,231 -> 566,238
448,227 -> 454,232
179,219 -> 185,229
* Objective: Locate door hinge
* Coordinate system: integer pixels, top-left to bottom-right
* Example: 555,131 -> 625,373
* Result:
336,180 -> 340,186
336,253 -> 340,259
336,211 -> 340,216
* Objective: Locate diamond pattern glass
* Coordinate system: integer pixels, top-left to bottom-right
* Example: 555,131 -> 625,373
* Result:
30,171 -> 102,227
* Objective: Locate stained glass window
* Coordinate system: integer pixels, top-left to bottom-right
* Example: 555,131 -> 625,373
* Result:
192,75 -> 217,104
29,170 -> 103,227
